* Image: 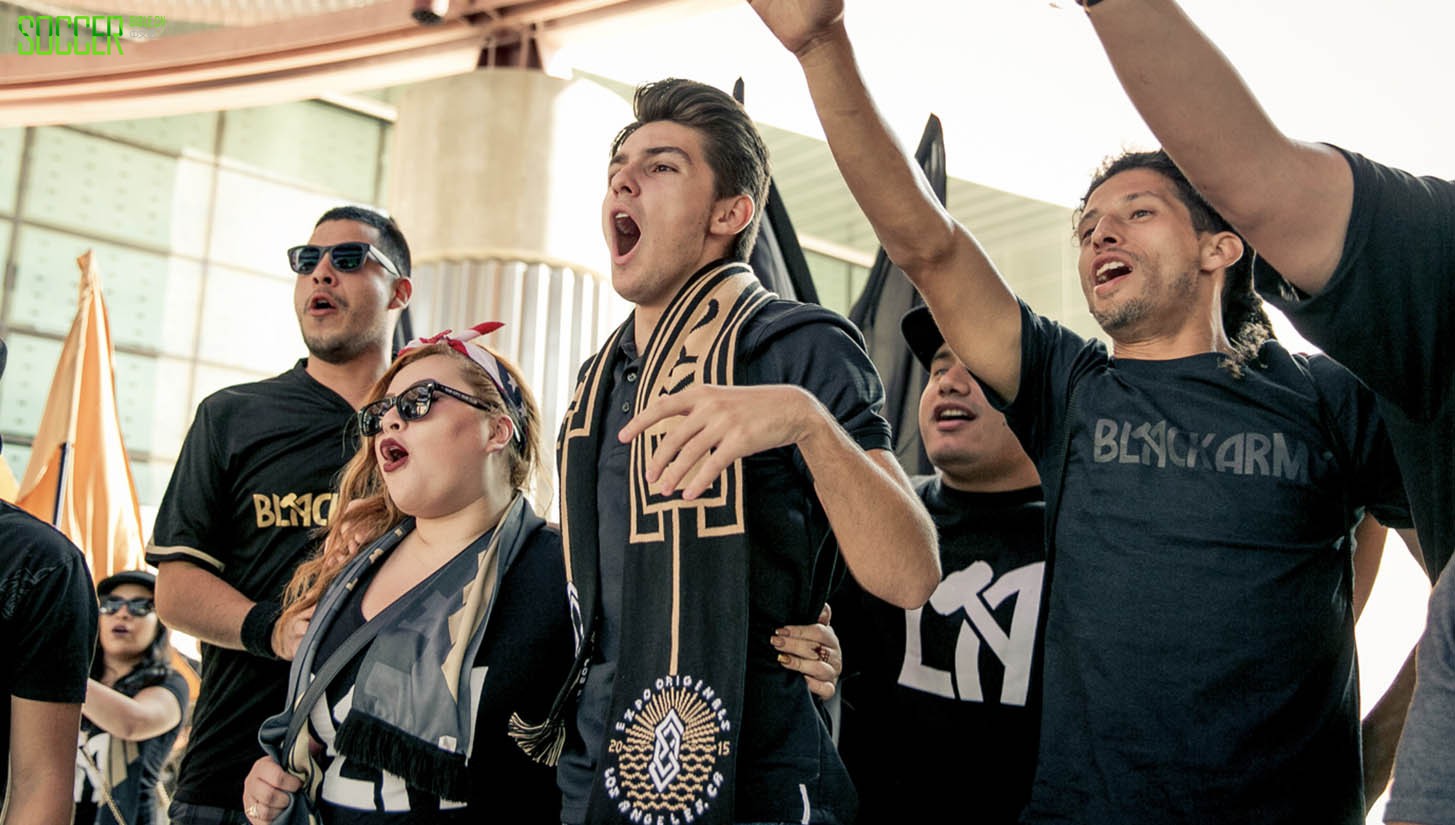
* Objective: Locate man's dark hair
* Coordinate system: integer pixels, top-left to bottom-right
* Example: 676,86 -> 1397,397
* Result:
1079,149 -> 1273,377
315,205 -> 412,279
611,78 -> 771,261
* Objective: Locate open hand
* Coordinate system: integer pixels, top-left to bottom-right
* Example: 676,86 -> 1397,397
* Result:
619,384 -> 820,500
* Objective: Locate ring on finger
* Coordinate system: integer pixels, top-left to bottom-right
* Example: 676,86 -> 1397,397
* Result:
816,644 -> 830,663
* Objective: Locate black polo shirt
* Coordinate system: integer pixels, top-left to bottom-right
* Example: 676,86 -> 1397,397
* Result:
559,299 -> 892,824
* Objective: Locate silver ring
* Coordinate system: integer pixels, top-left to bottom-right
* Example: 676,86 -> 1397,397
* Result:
247,805 -> 260,818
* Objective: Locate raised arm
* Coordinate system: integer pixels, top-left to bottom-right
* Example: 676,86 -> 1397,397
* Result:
1081,0 -> 1352,293
749,0 -> 1024,400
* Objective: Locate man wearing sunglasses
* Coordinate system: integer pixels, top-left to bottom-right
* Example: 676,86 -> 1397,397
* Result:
0,337 -> 100,825
147,205 -> 412,825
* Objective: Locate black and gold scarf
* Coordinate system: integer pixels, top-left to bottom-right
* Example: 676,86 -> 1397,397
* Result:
513,261 -> 773,824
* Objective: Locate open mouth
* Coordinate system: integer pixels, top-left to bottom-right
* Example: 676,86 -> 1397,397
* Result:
613,212 -> 640,257
935,407 -> 977,427
1094,260 -> 1132,287
379,438 -> 409,471
309,293 -> 339,314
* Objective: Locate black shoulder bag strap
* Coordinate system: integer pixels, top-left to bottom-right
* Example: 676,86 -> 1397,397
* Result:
258,594 -> 414,825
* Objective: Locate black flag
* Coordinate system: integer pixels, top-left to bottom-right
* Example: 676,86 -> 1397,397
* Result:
392,305 -> 415,356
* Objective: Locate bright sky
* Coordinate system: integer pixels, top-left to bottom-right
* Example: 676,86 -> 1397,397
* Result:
545,0 -> 1455,207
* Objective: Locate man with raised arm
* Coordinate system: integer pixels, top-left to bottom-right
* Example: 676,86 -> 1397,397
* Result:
1069,3 -> 1453,820
751,3 -> 1410,822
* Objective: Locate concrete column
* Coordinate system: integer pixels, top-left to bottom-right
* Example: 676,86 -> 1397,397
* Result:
388,68 -> 632,510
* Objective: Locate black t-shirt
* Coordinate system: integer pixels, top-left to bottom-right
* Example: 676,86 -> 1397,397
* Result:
75,668 -> 190,825
146,361 -> 356,808
558,299 -> 893,824
1253,147 -> 1455,576
835,478 -> 1045,825
0,501 -> 99,801
996,301 -> 1409,825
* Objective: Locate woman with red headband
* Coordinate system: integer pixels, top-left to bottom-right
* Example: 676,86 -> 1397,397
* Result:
240,323 -> 569,825
239,322 -> 843,825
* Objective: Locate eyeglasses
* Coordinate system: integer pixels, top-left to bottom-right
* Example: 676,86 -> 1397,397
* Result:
287,242 -> 403,278
358,380 -> 495,437
99,595 -> 155,617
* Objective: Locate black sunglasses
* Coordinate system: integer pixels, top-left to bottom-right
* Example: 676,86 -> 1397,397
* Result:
358,380 -> 496,437
287,242 -> 402,278
99,595 -> 155,617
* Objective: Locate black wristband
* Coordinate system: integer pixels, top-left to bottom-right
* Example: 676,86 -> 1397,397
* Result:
242,600 -> 283,659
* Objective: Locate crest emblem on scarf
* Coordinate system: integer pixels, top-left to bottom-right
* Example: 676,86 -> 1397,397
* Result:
603,674 -> 731,821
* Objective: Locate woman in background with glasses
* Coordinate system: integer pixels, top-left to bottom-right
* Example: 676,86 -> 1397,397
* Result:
241,323 -> 571,825
76,570 -> 190,825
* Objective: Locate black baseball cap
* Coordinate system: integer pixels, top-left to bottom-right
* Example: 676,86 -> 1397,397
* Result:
901,305 -> 946,371
97,569 -> 156,596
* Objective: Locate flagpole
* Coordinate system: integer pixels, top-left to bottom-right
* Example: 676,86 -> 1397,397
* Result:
49,442 -> 71,527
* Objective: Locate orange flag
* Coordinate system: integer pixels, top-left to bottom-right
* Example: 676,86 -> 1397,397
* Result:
16,250 -> 145,581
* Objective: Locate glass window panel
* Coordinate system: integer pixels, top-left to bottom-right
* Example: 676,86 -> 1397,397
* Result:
23,127 -> 209,256
3,446 -> 32,490
134,458 -> 179,511
196,264 -> 300,373
220,101 -> 382,204
0,218 -> 11,320
0,128 -> 22,215
804,251 -> 867,319
7,224 -> 84,336
0,333 -> 63,440
10,225 -> 203,355
81,112 -> 218,157
209,170 -> 343,276
113,350 -> 194,458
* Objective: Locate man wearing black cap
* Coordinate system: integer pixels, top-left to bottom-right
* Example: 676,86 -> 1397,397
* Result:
0,337 -> 101,823
832,307 -> 1045,824
146,206 -> 412,825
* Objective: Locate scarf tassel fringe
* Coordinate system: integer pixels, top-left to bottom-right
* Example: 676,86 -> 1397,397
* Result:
507,712 -> 565,767
335,714 -> 470,801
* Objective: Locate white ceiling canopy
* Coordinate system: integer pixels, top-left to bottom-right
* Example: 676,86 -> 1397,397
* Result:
0,0 -> 681,126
